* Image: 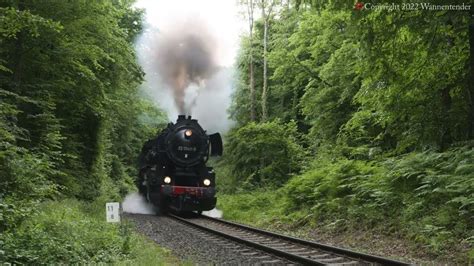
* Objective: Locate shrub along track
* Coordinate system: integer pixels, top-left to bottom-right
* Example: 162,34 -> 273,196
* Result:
169,213 -> 410,265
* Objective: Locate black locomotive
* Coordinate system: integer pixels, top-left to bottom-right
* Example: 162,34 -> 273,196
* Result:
137,115 -> 223,213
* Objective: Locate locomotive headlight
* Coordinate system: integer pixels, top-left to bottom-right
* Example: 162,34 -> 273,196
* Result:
203,179 -> 211,186
185,129 -> 193,137
164,176 -> 171,184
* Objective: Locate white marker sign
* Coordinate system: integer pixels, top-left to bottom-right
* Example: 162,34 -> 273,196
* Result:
106,202 -> 120,223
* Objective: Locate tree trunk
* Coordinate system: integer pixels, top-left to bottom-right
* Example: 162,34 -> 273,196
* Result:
440,18 -> 456,149
440,86 -> 452,150
261,2 -> 268,122
248,0 -> 256,122
249,38 -> 256,121
12,0 -> 25,87
468,9 -> 474,139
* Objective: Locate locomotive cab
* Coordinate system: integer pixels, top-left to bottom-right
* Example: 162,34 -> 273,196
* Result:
137,115 -> 222,213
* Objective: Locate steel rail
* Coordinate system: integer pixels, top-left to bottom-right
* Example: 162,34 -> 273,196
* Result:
200,215 -> 410,265
169,213 -> 410,265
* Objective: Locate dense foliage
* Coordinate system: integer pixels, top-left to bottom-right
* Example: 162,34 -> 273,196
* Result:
220,0 -> 473,261
0,0 -> 166,263
219,120 -> 305,191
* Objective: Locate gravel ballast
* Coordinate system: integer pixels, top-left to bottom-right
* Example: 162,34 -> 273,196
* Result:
124,213 -> 288,265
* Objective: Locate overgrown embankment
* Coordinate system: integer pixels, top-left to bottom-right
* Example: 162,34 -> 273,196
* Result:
217,145 -> 474,263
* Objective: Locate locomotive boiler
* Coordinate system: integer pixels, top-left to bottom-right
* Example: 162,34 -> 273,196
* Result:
137,115 -> 223,213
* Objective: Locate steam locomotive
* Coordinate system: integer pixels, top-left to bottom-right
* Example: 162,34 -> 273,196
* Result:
137,115 -> 223,213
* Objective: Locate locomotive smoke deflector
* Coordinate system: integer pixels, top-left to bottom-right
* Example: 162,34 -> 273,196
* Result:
209,133 -> 223,156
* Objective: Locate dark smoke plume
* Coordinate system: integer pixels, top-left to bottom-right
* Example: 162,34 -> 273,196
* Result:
155,21 -> 217,114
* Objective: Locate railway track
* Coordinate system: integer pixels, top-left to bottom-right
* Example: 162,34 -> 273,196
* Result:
169,213 -> 410,265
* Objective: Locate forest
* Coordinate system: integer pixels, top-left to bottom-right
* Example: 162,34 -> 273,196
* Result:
0,0 -> 473,264
0,0 -> 170,264
216,0 -> 473,263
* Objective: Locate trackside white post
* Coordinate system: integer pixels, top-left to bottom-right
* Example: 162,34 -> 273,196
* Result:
106,202 -> 120,223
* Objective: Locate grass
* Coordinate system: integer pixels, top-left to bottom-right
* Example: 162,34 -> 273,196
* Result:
0,199 -> 179,265
217,190 -> 315,232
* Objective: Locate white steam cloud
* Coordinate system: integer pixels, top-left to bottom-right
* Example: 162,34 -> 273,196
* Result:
122,193 -> 156,214
203,208 -> 223,218
135,15 -> 235,133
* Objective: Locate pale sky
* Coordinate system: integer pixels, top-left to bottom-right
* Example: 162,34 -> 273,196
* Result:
134,0 -> 247,67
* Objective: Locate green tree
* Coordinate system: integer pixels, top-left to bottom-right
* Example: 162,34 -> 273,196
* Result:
343,9 -> 471,153
0,0 -> 165,230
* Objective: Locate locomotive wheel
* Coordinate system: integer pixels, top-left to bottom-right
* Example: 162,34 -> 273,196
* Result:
137,170 -> 147,195
146,185 -> 168,215
158,198 -> 168,215
146,185 -> 152,203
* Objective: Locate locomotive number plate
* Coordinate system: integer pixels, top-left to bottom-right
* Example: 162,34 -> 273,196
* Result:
177,146 -> 197,152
